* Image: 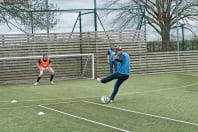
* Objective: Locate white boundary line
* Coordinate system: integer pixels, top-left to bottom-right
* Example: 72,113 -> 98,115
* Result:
0,100 -> 80,110
83,101 -> 198,127
1,80 -> 198,103
0,104 -> 39,110
39,105 -> 131,132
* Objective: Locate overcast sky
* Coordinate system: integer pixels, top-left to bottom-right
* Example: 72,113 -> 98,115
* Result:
0,0 -> 196,41
0,0 -> 105,34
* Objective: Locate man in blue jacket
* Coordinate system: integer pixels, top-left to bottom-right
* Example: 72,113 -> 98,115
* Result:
107,44 -> 117,74
98,47 -> 130,102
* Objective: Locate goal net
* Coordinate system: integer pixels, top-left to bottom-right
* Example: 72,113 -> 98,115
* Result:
0,54 -> 94,84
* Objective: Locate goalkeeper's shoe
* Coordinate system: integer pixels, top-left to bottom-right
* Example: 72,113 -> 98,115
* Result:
34,82 -> 38,86
50,81 -> 55,85
97,78 -> 101,83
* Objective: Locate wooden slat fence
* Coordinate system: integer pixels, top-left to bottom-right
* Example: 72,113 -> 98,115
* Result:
0,30 -> 146,84
2,30 -> 198,84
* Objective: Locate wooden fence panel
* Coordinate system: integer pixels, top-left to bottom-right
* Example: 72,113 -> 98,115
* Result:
0,30 -> 147,84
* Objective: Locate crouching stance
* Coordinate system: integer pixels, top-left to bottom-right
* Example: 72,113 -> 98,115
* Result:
97,47 -> 130,102
34,53 -> 55,86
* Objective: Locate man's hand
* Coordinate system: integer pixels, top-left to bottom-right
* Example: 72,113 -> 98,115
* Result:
36,63 -> 42,71
107,55 -> 110,64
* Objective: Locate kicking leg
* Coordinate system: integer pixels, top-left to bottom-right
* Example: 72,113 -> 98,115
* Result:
100,72 -> 122,83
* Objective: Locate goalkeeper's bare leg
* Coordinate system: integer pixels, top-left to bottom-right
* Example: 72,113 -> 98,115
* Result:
34,69 -> 44,86
47,67 -> 55,85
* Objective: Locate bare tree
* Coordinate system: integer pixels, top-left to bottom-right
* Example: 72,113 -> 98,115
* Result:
105,0 -> 198,51
0,0 -> 58,33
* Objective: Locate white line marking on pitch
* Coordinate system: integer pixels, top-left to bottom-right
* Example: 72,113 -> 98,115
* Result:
39,105 -> 131,132
0,100 -> 80,110
83,101 -> 198,127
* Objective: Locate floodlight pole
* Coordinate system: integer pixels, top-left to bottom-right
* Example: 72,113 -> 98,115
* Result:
94,0 -> 97,32
181,24 -> 185,51
94,0 -> 97,79
45,0 -> 50,53
176,0 -> 180,62
79,12 -> 82,34
144,9 -> 146,31
46,0 -> 50,36
30,12 -> 34,34
79,11 -> 83,75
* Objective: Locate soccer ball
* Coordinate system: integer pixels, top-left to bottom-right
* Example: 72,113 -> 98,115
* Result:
101,96 -> 110,104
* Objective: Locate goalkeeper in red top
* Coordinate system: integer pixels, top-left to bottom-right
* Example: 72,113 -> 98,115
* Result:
34,53 -> 55,86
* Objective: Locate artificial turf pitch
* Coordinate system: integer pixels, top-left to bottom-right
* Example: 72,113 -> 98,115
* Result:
0,72 -> 198,132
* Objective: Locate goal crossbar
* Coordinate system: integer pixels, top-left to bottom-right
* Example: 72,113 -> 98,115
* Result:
0,54 -> 94,60
0,54 -> 95,82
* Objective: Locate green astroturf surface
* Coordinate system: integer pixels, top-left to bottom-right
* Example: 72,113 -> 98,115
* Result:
0,72 -> 198,132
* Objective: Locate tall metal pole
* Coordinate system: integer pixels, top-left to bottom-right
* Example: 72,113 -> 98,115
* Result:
176,0 -> 179,61
94,0 -> 97,79
182,24 -> 185,51
144,9 -> 146,31
79,11 -> 83,76
94,0 -> 97,32
30,12 -> 34,34
46,0 -> 50,52
46,0 -> 50,36
79,12 -> 82,34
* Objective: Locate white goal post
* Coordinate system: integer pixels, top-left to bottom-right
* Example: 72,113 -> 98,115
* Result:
0,54 -> 95,84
